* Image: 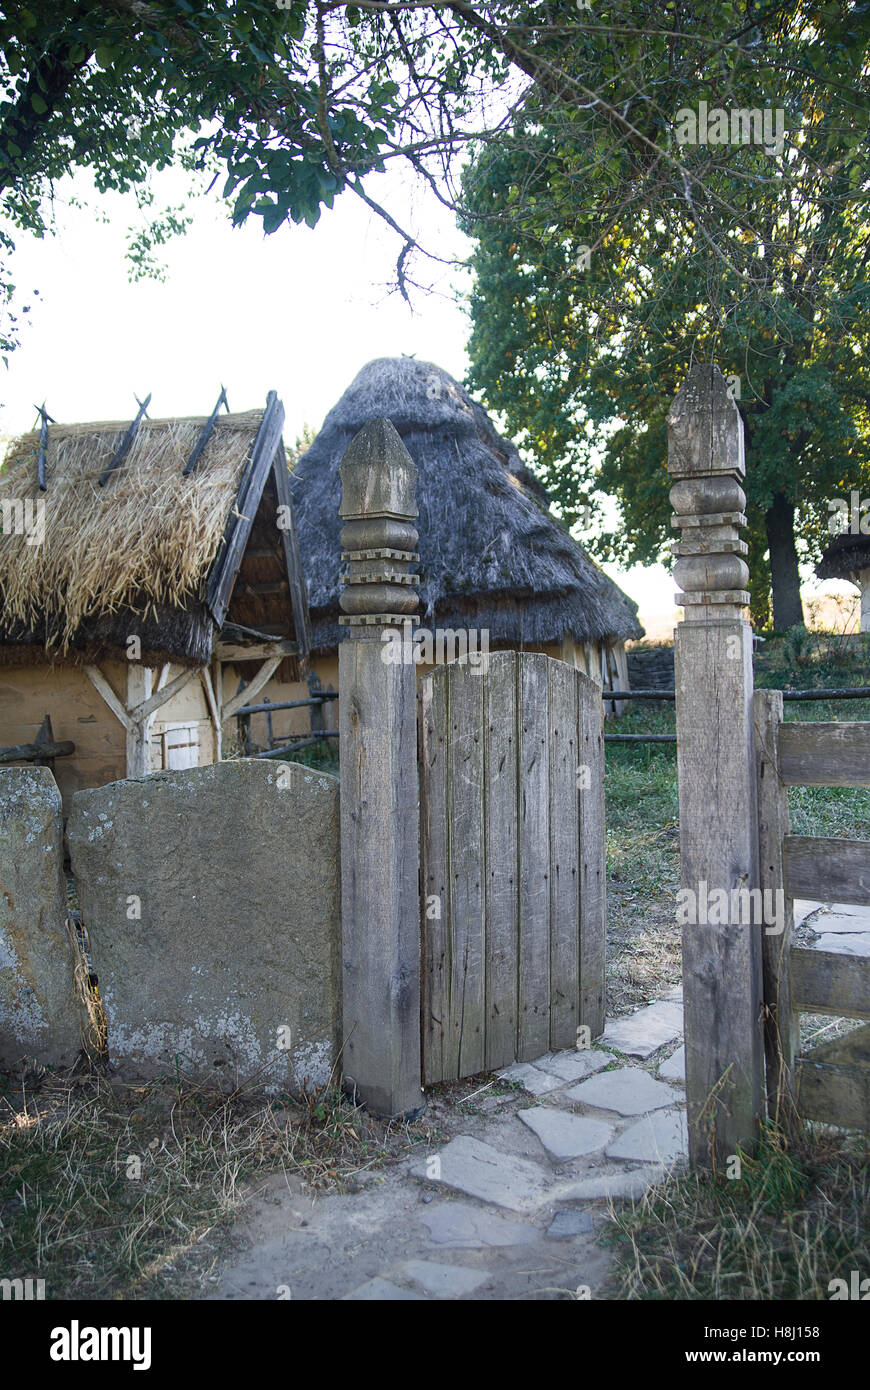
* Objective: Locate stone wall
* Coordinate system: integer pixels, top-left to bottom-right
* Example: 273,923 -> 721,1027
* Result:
67,759 -> 341,1091
0,767 -> 85,1068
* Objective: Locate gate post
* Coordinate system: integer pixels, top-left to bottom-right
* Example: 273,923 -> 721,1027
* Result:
668,364 -> 765,1169
338,418 -> 423,1116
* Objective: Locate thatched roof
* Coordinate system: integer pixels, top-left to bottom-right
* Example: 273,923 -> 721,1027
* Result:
291,357 -> 643,653
0,397 -> 310,670
817,532 -> 870,583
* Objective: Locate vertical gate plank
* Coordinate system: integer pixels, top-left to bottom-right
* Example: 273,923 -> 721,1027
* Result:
444,660 -> 486,1079
484,652 -> 519,1069
548,658 -> 581,1050
419,671 -> 449,1084
517,654 -> 551,1059
753,690 -> 798,1127
578,671 -> 606,1039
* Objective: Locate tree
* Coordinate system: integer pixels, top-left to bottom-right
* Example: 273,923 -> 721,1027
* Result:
461,2 -> 870,627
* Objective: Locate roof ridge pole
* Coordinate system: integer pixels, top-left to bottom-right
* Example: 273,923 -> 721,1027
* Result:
97,393 -> 151,487
33,403 -> 55,492
182,385 -> 229,476
338,417 -> 423,1117
668,363 -> 764,1170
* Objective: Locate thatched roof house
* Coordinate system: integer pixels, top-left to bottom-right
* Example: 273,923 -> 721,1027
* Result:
291,357 -> 643,686
0,393 -> 311,801
817,532 -> 870,632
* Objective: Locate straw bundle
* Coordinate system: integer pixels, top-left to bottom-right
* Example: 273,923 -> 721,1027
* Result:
0,412 -> 262,656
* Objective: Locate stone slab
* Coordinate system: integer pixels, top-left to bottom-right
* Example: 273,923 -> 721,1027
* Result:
812,933 -> 870,957
410,1135 -> 550,1212
419,1201 -> 536,1248
341,1278 -> 425,1301
546,1210 -> 595,1238
554,1165 -> 669,1202
605,1108 -> 688,1164
658,1045 -> 686,1084
0,767 -> 84,1069
566,1066 -> 681,1116
518,1107 -> 614,1159
532,1049 -> 615,1083
68,760 -> 341,1090
401,1260 -> 490,1297
808,910 -> 870,935
497,1061 -> 563,1095
600,1000 -> 683,1058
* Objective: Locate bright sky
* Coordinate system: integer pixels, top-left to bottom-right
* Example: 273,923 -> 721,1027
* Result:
0,163 -> 841,634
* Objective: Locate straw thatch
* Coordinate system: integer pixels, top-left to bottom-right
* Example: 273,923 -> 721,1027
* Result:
291,357 -> 643,653
0,410 -> 278,667
817,532 -> 870,582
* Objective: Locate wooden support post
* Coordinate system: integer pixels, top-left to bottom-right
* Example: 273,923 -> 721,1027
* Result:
753,689 -> 798,1129
338,418 -> 423,1116
125,664 -> 153,777
669,363 -> 764,1169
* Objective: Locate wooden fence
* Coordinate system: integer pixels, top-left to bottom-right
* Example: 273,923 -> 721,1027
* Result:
755,690 -> 870,1131
418,651 -> 605,1084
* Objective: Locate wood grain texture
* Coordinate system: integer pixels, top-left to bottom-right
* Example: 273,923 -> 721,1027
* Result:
444,659 -> 486,1079
578,668 -> 606,1040
674,619 -> 764,1168
753,690 -> 798,1126
339,636 -> 422,1116
418,652 -> 603,1082
790,946 -> 870,1021
796,1056 -> 870,1129
783,836 -> 870,906
548,658 -> 580,1050
484,652 -> 519,1069
517,654 -> 551,1061
777,721 -> 870,787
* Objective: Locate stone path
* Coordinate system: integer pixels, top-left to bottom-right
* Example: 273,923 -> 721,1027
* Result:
795,899 -> 870,957
209,989 -> 688,1301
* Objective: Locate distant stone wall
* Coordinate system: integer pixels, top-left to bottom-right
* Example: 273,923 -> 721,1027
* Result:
68,760 -> 341,1091
0,767 -> 84,1068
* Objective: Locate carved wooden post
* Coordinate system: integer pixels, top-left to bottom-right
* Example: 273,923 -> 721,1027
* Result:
338,418 -> 423,1116
669,364 -> 765,1169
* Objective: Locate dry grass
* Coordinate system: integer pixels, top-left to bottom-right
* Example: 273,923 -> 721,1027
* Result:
601,1122 -> 870,1300
0,413 -> 263,652
0,1065 -> 435,1300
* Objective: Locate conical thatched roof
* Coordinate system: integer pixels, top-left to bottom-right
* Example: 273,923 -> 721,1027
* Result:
0,398 -> 310,670
291,357 -> 643,653
817,532 -> 870,582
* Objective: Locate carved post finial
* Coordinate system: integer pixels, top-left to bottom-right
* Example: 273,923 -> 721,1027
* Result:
668,364 -> 749,619
339,418 -> 420,628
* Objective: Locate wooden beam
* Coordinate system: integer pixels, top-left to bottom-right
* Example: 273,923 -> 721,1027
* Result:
790,946 -> 870,1020
222,655 -> 282,721
125,664 -> 153,777
777,721 -> 870,787
213,639 -> 300,663
272,440 -> 312,662
129,666 -> 198,724
754,690 -> 798,1127
85,666 -> 134,732
783,835 -> 870,907
205,391 -> 286,627
0,740 -> 75,764
200,666 -> 221,762
796,1056 -> 870,1129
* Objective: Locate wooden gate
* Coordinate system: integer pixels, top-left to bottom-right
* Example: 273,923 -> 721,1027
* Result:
418,651 -> 605,1085
755,690 -> 870,1130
